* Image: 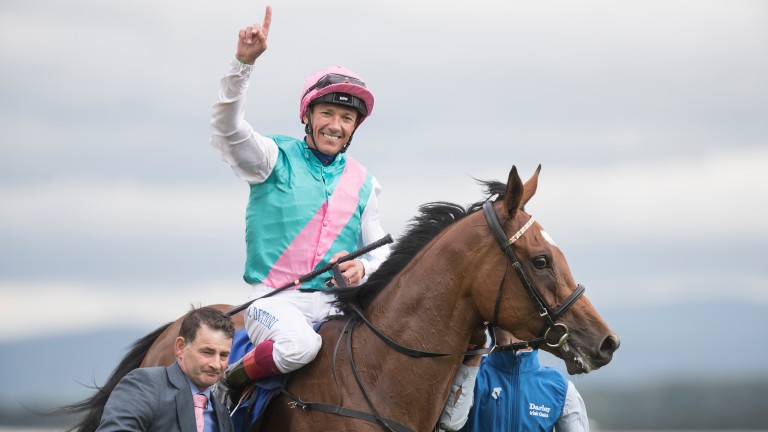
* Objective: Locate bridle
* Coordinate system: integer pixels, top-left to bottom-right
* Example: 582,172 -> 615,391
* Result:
279,200 -> 587,432
482,200 -> 585,350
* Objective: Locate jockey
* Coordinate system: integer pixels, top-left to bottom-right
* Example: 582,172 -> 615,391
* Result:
209,5 -> 390,389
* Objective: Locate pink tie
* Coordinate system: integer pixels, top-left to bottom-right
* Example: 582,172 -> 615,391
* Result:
193,393 -> 207,432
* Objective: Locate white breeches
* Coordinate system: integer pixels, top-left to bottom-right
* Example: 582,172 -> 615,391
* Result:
244,284 -> 338,374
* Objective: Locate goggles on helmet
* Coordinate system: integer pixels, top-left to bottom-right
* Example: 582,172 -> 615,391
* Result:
303,73 -> 367,98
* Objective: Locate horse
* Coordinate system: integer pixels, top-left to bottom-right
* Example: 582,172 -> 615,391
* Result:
61,165 -> 619,432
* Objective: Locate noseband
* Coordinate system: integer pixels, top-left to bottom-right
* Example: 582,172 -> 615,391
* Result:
482,200 -> 585,349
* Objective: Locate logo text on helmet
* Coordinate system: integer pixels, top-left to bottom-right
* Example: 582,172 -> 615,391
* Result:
333,94 -> 351,103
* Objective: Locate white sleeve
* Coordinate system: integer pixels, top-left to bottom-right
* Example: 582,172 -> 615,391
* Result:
210,59 -> 279,185
437,364 -> 479,431
357,176 -> 391,282
556,381 -> 590,432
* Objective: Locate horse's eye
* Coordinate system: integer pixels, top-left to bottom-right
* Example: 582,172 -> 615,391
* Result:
533,256 -> 548,269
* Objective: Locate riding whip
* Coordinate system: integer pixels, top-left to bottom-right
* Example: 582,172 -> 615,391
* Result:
226,234 -> 393,316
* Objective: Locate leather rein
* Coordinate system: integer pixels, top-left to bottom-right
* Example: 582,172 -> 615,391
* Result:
348,200 -> 586,356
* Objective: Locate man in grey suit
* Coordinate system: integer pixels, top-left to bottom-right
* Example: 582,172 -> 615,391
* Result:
97,306 -> 236,432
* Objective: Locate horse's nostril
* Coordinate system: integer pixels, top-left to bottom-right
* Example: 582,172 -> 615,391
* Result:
601,334 -> 620,354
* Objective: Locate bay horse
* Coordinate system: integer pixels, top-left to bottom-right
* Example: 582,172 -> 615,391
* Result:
62,165 -> 619,431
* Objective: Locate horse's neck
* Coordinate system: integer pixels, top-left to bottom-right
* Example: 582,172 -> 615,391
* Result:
370,227 -> 483,352
357,221 -> 490,428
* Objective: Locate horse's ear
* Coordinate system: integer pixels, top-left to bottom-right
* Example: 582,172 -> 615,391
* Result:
503,165 -> 541,216
520,164 -> 542,208
503,166 -> 524,217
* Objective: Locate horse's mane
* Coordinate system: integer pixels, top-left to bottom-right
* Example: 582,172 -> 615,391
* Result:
332,179 -> 506,315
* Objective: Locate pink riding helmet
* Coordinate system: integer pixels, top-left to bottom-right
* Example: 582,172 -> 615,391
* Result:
299,66 -> 375,126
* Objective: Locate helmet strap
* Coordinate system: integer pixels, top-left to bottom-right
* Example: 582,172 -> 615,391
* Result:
340,132 -> 354,153
304,112 -> 319,151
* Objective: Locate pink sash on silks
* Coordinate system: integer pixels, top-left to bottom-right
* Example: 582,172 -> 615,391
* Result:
262,157 -> 367,288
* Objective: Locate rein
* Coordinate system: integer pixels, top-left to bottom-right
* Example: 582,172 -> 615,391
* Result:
282,200 -> 586,431
279,315 -> 415,432
342,200 -> 587,359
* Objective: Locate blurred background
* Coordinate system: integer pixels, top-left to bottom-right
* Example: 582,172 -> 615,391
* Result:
1,0 -> 767,430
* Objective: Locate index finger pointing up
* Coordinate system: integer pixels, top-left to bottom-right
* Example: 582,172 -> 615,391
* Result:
261,5 -> 272,38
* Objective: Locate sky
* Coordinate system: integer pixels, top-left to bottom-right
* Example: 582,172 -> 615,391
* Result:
1,0 -> 767,344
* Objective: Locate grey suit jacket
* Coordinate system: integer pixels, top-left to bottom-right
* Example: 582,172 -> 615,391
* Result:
96,362 -> 234,432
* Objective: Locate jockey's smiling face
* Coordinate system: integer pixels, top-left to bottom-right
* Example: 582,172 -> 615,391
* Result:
304,103 -> 359,155
175,324 -> 232,391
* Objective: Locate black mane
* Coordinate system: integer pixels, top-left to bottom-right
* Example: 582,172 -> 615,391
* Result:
332,179 -> 506,315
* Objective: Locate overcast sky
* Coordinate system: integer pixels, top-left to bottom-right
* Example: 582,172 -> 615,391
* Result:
1,0 -> 767,342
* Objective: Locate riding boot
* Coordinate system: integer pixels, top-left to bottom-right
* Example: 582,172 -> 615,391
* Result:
242,339 -> 281,380
218,340 -> 281,408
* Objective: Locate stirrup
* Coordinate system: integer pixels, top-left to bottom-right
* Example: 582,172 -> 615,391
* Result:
216,359 -> 251,410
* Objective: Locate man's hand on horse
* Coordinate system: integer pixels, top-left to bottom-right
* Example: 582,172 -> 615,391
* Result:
236,5 -> 272,64
329,251 -> 365,287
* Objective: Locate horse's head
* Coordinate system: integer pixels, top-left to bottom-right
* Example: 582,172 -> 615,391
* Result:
472,165 -> 619,374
